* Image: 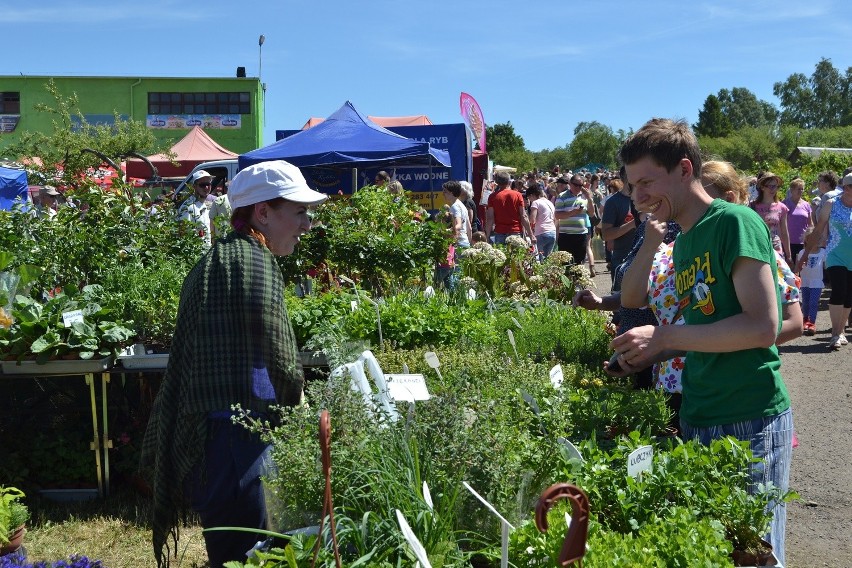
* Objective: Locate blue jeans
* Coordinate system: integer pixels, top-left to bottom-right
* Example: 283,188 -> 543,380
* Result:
801,286 -> 821,323
681,407 -> 793,566
536,232 -> 556,260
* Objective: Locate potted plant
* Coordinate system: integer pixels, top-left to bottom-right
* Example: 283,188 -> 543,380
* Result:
0,486 -> 30,556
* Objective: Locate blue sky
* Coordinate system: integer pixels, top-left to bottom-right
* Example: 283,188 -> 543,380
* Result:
3,0 -> 848,152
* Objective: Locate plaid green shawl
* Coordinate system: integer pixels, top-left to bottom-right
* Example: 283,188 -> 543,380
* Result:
140,231 -> 303,566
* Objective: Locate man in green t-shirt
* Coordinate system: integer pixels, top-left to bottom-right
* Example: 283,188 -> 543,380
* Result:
610,118 -> 793,566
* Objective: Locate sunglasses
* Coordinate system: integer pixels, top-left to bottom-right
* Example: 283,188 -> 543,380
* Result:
196,182 -> 212,188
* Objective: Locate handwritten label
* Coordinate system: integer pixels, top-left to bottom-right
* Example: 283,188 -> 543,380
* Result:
627,445 -> 654,478
386,374 -> 431,401
424,285 -> 435,298
467,288 -> 477,300
62,309 -> 84,328
350,300 -> 358,312
549,364 -> 564,388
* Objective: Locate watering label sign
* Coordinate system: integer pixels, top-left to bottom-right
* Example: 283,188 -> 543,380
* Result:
550,364 -> 564,388
627,445 -> 654,478
62,309 -> 84,327
385,374 -> 430,401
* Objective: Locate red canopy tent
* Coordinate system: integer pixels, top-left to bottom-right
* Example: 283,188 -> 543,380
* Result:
125,126 -> 238,178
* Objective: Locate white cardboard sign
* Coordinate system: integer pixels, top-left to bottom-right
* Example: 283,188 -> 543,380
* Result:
385,374 -> 431,402
549,364 -> 564,388
62,309 -> 84,327
627,445 -> 654,478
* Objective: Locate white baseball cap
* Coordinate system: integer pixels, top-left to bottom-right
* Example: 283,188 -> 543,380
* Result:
229,161 -> 328,208
842,173 -> 852,187
189,170 -> 214,184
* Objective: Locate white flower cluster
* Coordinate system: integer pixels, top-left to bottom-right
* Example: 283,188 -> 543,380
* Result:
460,243 -> 506,266
547,250 -> 573,265
504,235 -> 527,249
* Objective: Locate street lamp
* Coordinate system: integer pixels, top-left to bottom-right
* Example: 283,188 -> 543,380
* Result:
258,34 -> 265,81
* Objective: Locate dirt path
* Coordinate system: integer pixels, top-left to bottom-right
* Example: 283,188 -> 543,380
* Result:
590,263 -> 852,567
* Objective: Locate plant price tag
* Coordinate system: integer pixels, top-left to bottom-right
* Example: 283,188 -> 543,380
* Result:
385,374 -> 431,402
549,364 -> 564,388
61,309 -> 84,327
627,445 -> 654,478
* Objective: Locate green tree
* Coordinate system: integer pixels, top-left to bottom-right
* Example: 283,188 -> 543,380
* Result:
485,122 -> 529,167
566,121 -> 619,170
2,79 -> 163,188
699,127 -> 780,171
774,58 -> 852,128
717,87 -> 778,129
694,94 -> 733,137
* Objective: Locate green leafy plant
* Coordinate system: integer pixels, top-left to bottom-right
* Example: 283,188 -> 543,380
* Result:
0,486 -> 27,546
0,284 -> 134,362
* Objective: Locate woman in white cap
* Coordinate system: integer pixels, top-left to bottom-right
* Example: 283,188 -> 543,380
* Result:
141,160 -> 327,568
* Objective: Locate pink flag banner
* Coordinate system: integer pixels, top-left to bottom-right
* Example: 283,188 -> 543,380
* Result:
459,92 -> 486,153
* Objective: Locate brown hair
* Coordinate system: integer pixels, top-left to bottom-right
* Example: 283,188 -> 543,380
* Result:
618,118 -> 702,179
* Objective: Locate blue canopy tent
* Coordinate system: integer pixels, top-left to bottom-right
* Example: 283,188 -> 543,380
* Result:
0,166 -> 29,211
239,101 -> 451,197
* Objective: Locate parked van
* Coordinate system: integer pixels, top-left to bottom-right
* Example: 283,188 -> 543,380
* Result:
174,159 -> 239,201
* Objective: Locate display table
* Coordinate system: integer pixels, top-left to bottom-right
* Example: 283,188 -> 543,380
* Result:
1,358 -> 113,497
0,357 -> 165,497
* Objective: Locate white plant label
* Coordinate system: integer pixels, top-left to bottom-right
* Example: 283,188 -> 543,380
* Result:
627,445 -> 654,478
510,316 -> 523,330
395,509 -> 432,568
549,364 -> 564,388
385,374 -> 431,402
507,329 -> 518,358
61,309 -> 84,327
424,285 -> 435,298
424,351 -> 440,369
422,481 -> 433,510
467,288 -> 476,300
557,437 -> 584,463
350,300 -> 358,312
402,363 -> 410,374
462,482 -> 514,529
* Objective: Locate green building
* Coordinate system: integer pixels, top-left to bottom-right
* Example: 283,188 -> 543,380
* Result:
0,75 -> 263,157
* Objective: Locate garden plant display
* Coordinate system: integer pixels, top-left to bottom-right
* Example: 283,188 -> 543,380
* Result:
0,165 -> 803,567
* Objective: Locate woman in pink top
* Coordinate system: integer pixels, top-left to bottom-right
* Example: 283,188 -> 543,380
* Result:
752,172 -> 792,264
782,177 -> 813,260
527,185 -> 556,259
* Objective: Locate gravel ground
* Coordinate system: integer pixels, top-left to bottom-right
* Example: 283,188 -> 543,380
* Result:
588,261 -> 852,567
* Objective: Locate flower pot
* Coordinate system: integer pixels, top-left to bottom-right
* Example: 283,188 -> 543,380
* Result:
1,524 -> 25,555
731,538 -> 777,566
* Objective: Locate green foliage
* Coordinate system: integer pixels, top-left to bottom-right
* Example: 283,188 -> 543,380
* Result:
774,57 -> 852,128
0,285 -> 134,362
566,121 -> 620,171
699,126 -> 781,171
280,188 -> 450,293
0,486 -> 27,544
510,506 -> 732,567
694,94 -> 733,138
717,87 -> 778,129
485,122 -> 528,168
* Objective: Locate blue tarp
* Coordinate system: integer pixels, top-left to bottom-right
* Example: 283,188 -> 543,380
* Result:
239,101 -> 451,172
0,166 -> 29,211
